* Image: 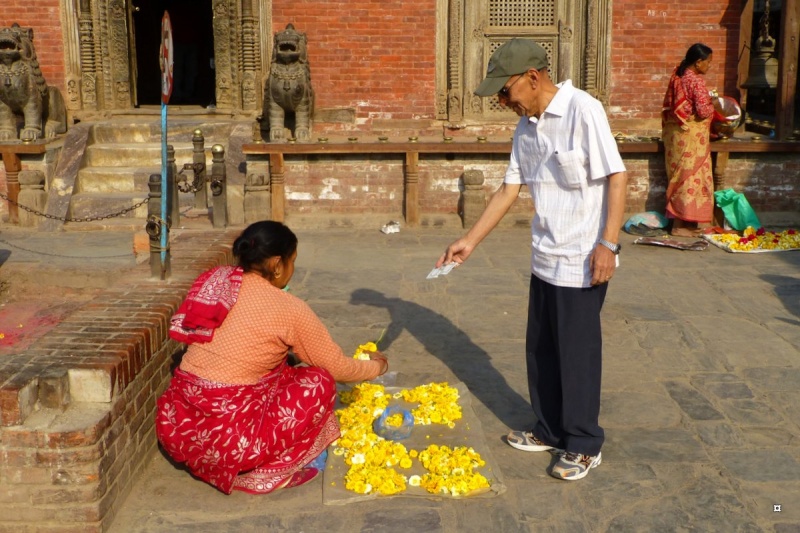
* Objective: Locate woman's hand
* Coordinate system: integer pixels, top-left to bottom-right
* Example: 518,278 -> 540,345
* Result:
368,351 -> 389,375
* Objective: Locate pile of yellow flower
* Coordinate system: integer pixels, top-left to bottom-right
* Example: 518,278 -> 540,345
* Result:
332,381 -> 490,497
711,226 -> 800,252
352,341 -> 378,361
400,382 -> 462,427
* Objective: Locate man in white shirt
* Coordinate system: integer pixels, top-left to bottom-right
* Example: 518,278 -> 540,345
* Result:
437,38 -> 627,480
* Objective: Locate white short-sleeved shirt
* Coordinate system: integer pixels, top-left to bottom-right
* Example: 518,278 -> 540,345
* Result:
504,80 -> 626,288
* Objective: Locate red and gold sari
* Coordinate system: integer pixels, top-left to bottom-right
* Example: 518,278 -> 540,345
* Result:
662,67 -> 715,224
156,265 -> 340,494
156,362 -> 339,494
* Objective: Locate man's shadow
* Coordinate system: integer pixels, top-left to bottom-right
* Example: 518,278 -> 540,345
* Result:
350,288 -> 532,430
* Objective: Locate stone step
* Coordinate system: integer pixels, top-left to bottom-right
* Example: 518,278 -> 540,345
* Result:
76,162 -> 214,193
88,120 -> 240,144
76,166 -> 160,193
68,190 -> 200,220
82,142 -> 200,167
69,191 -> 150,220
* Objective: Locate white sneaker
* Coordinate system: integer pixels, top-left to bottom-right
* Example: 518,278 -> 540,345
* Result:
550,451 -> 602,481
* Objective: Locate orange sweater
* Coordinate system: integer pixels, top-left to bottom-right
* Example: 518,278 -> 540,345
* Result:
180,272 -> 382,384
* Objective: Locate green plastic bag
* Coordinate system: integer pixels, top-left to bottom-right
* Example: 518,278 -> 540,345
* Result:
714,189 -> 761,230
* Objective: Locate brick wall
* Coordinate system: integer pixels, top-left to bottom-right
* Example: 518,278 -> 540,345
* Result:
1,2 -> 797,223
609,1 -> 741,132
271,0 -> 437,124
0,231 -> 237,532
0,1 -> 65,89
0,0 -> 761,131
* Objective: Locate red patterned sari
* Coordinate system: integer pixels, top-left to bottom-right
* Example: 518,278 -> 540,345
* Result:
662,68 -> 715,223
156,361 -> 340,494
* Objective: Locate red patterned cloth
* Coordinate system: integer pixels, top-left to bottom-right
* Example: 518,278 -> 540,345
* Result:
662,67 -> 715,128
156,362 -> 340,494
169,266 -> 244,344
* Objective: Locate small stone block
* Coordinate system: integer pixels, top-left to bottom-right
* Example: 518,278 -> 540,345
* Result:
68,368 -> 113,403
38,369 -> 70,409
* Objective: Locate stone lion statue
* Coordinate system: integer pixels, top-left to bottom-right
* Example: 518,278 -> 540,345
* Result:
0,23 -> 67,141
264,24 -> 313,142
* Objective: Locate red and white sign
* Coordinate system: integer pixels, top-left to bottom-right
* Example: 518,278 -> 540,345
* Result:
160,11 -> 174,104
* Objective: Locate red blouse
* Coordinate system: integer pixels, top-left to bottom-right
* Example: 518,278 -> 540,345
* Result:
662,67 -> 715,125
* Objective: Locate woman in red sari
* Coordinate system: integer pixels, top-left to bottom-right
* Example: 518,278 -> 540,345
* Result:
662,43 -> 722,237
156,221 -> 388,494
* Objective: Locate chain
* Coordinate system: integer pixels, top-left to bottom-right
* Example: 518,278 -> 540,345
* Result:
0,191 -> 149,223
760,0 -> 771,41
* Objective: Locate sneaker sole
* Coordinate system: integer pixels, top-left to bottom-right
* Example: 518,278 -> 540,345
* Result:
506,435 -> 563,453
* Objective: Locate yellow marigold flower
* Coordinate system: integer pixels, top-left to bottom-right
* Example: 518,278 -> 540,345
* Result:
385,413 -> 405,427
353,341 -> 379,360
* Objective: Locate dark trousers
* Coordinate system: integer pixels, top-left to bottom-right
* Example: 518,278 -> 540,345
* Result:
526,274 -> 607,456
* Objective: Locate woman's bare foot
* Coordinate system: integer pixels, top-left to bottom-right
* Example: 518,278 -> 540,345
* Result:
671,227 -> 701,237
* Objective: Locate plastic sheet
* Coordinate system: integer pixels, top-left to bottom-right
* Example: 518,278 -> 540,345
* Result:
322,379 -> 507,505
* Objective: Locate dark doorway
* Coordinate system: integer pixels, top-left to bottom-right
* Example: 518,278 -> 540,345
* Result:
132,0 -> 215,107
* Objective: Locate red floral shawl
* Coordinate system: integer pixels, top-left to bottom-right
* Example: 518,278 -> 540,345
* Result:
169,266 -> 244,344
662,67 -> 715,128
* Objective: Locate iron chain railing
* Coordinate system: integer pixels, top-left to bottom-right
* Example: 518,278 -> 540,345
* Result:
0,191 -> 148,223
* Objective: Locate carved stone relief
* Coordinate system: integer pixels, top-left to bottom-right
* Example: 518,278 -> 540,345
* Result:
60,0 -> 267,114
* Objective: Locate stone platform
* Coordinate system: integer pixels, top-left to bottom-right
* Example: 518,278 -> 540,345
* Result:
1,223 -> 799,532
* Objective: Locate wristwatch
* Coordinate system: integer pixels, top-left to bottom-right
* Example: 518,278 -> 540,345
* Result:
598,238 -> 621,254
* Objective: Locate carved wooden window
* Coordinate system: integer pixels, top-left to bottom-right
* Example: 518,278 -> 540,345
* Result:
488,0 -> 555,27
439,0 -> 611,123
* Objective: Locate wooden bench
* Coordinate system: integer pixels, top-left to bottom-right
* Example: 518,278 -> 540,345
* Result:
242,137 -> 800,225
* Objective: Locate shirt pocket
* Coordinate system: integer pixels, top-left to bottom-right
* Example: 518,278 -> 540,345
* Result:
553,149 -> 588,189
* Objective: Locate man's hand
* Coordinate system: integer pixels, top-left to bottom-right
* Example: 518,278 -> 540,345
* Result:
436,238 -> 474,268
589,244 -> 617,285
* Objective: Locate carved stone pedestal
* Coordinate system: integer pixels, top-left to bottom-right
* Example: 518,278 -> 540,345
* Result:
460,169 -> 486,229
18,170 -> 47,227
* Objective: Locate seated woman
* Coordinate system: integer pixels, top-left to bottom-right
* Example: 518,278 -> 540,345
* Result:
156,220 -> 388,494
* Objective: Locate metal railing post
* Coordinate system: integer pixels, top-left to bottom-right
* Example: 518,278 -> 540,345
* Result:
192,129 -> 208,209
167,144 -> 180,227
147,173 -> 171,280
210,144 -> 227,228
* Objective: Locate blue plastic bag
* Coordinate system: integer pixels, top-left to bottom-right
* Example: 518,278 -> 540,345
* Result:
373,405 -> 414,441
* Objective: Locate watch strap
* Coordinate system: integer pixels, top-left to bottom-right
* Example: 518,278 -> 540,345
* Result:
598,238 -> 621,254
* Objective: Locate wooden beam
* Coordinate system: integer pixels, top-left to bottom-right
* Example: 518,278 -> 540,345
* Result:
775,0 -> 800,139
738,0 -> 754,113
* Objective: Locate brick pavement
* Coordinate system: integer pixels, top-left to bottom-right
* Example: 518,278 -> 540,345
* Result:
115,226 -> 800,533
2,223 -> 800,532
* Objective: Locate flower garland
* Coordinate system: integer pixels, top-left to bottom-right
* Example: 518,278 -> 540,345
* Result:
332,379 -> 490,497
711,227 -> 800,252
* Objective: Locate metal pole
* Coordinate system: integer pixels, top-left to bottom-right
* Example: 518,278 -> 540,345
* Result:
211,144 -> 228,228
160,100 -> 169,280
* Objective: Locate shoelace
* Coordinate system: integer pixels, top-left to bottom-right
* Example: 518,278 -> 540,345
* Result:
563,452 -> 590,464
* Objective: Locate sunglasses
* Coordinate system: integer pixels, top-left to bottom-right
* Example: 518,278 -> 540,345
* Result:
498,74 -> 525,98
